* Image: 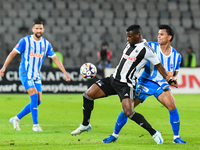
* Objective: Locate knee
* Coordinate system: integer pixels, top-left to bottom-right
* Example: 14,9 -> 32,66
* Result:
167,103 -> 176,111
123,108 -> 134,117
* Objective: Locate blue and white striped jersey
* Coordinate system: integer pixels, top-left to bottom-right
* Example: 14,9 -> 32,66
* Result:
14,35 -> 55,80
140,41 -> 182,89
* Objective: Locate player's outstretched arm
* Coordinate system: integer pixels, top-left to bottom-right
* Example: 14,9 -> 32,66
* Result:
0,50 -> 18,77
51,56 -> 71,82
155,63 -> 178,88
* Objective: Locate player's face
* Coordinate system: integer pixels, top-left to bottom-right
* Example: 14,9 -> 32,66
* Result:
32,24 -> 45,39
157,29 -> 172,45
126,31 -> 139,46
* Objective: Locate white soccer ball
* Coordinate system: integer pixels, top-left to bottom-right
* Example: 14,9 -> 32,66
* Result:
80,63 -> 97,79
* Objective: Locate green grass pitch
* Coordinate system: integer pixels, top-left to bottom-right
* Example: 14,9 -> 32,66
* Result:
0,94 -> 200,150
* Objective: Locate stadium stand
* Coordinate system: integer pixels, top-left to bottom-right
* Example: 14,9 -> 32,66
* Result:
0,0 -> 200,68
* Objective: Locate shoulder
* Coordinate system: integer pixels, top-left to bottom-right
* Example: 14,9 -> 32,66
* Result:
18,36 -> 29,44
41,37 -> 50,44
148,41 -> 159,47
142,41 -> 155,53
19,35 -> 32,43
171,47 -> 181,56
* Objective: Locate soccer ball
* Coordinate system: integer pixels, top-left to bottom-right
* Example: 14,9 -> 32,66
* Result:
80,63 -> 97,79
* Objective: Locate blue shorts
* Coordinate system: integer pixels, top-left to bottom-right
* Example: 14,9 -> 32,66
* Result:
135,78 -> 169,102
19,73 -> 42,92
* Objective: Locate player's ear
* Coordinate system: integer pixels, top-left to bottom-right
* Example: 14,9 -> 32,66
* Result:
168,35 -> 172,41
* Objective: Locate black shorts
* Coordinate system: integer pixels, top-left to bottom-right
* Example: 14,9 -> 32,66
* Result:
95,76 -> 134,101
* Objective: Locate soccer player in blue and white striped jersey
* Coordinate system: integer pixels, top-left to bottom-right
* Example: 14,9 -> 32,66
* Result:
0,20 -> 71,131
103,25 -> 186,144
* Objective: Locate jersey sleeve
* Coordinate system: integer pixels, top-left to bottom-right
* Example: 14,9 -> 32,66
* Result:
13,38 -> 26,54
144,42 -> 160,65
145,47 -> 160,65
176,54 -> 182,71
46,42 -> 55,58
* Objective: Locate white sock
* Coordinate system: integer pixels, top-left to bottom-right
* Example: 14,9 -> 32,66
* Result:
14,116 -> 19,121
174,135 -> 180,139
112,133 -> 118,138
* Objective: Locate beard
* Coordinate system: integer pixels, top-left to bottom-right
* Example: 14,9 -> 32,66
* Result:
35,33 -> 42,39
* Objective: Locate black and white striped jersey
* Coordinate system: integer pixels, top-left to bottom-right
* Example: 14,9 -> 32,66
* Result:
113,39 -> 160,87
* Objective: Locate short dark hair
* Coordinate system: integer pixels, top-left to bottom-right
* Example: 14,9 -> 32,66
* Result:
101,41 -> 109,46
159,24 -> 174,42
33,19 -> 44,26
126,24 -> 142,34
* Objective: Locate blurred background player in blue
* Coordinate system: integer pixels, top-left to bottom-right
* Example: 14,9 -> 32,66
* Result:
97,41 -> 112,69
103,25 -> 186,144
0,20 -> 71,131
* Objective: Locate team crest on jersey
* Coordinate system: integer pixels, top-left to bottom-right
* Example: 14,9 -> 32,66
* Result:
170,64 -> 173,70
42,47 -> 45,52
15,43 -> 19,48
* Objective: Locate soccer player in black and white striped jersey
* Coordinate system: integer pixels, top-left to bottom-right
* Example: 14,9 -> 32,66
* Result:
71,25 -> 177,144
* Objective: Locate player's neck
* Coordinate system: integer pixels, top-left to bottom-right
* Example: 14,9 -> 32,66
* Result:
159,42 -> 171,56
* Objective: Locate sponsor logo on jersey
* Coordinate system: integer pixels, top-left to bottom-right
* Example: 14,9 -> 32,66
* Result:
123,54 -> 136,61
29,52 -> 44,58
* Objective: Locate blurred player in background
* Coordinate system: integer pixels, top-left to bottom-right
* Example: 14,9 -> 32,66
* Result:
0,20 -> 71,131
184,46 -> 196,68
71,24 -> 178,144
50,47 -> 64,68
103,24 -> 186,144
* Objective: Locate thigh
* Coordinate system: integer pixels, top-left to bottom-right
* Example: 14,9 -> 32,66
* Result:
87,77 -> 116,99
94,77 -> 116,97
20,76 -> 35,91
158,90 -> 176,110
20,74 -> 40,96
112,80 -> 134,101
86,84 -> 106,99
